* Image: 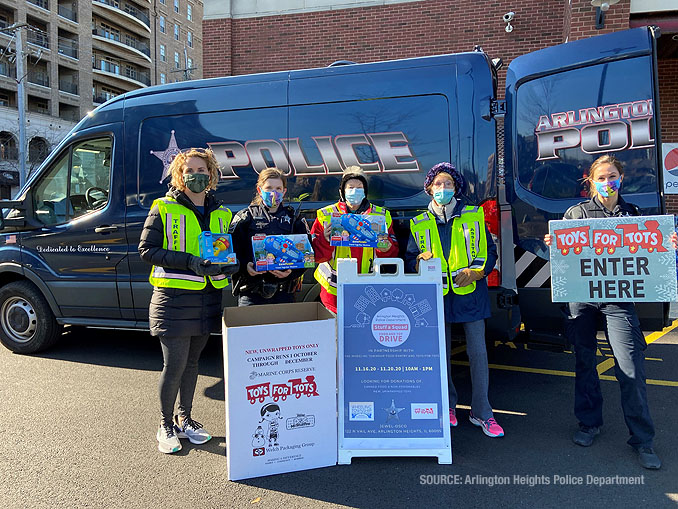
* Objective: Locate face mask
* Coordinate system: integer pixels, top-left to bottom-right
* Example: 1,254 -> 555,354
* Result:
433,188 -> 455,205
594,178 -> 620,198
260,189 -> 284,208
183,173 -> 210,193
345,188 -> 365,206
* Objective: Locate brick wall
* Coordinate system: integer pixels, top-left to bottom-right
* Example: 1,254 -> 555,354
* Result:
565,0 -> 630,41
659,59 -> 678,213
203,0 -> 565,97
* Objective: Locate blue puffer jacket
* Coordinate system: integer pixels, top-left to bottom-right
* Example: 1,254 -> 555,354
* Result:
405,198 -> 497,324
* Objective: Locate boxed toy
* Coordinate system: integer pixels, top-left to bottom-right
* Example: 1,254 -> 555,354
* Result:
329,213 -> 389,249
252,234 -> 315,271
199,231 -> 238,265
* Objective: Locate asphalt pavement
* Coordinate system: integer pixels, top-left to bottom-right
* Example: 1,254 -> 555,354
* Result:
1,322 -> 677,509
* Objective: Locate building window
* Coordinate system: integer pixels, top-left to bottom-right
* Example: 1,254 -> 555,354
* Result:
159,16 -> 165,33
101,23 -> 120,42
160,73 -> 166,84
159,0 -> 165,4
187,4 -> 192,21
159,44 -> 166,62
187,31 -> 192,48
174,0 -> 179,14
174,24 -> 179,41
174,52 -> 180,69
0,93 -> 9,107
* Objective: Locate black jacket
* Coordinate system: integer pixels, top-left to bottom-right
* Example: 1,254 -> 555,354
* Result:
564,195 -> 640,220
229,203 -> 309,297
138,187 -> 225,337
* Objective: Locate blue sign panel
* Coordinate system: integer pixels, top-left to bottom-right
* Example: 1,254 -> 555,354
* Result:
342,283 -> 444,439
548,215 -> 677,303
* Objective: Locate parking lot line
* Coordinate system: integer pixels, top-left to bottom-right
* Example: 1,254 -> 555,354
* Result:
596,357 -> 616,375
450,360 -> 678,387
645,319 -> 678,344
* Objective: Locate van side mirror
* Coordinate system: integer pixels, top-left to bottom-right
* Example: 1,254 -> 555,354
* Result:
0,200 -> 28,231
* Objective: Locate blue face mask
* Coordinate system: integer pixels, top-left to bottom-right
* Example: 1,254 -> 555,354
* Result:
593,178 -> 620,198
345,188 -> 365,206
260,189 -> 284,208
433,188 -> 455,205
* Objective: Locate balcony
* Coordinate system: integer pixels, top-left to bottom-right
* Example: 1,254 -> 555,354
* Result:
94,59 -> 150,87
59,79 -> 78,95
27,71 -> 50,88
58,40 -> 78,59
27,0 -> 49,10
58,5 -> 78,23
0,62 -> 16,79
27,31 -> 50,50
93,0 -> 151,31
92,27 -> 151,60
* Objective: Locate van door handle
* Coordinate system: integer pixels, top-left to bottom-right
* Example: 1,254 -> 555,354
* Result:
95,225 -> 118,234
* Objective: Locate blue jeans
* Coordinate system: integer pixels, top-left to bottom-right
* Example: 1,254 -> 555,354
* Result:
445,319 -> 493,421
567,302 -> 654,449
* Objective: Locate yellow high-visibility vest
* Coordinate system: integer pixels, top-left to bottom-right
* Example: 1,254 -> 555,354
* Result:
149,197 -> 232,290
410,206 -> 487,295
314,203 -> 392,296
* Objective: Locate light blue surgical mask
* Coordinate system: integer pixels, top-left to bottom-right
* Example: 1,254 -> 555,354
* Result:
260,189 -> 284,208
345,188 -> 365,206
594,178 -> 620,198
433,188 -> 455,205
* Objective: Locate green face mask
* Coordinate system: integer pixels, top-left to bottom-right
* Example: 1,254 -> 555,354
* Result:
183,173 -> 210,193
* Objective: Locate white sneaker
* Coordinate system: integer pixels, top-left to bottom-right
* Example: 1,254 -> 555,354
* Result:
157,423 -> 182,454
174,415 -> 212,445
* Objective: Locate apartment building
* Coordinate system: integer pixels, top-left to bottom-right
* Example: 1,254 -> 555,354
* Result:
0,0 -> 203,197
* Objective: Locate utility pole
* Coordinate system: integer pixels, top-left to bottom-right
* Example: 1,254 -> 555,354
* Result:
170,46 -> 197,81
0,23 -> 30,193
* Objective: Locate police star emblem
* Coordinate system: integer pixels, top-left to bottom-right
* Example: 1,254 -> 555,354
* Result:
151,130 -> 183,183
384,399 -> 405,422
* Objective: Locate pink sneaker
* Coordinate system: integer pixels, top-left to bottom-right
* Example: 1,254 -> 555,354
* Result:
449,409 -> 458,427
469,411 -> 504,437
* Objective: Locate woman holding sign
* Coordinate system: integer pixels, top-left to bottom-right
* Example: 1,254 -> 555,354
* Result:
405,162 -> 503,438
311,166 -> 399,313
229,168 -> 309,306
544,154 -> 677,470
139,148 -> 238,454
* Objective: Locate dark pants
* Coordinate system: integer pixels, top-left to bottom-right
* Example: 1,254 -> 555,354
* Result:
567,302 -> 654,449
158,334 -> 210,425
237,291 -> 295,307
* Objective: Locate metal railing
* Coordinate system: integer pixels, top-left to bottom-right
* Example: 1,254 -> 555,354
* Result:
59,79 -> 78,95
27,0 -> 49,10
27,31 -> 50,49
92,27 -> 150,57
27,71 -> 49,87
58,41 -> 78,59
94,59 -> 150,86
93,0 -> 150,27
0,62 -> 16,78
58,4 -> 78,22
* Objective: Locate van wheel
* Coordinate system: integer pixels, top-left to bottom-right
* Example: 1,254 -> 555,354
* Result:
0,281 -> 62,353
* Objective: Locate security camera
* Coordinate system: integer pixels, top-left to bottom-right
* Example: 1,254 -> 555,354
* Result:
503,12 -> 515,23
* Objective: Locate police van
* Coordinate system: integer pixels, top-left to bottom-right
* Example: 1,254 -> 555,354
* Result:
0,27 -> 667,352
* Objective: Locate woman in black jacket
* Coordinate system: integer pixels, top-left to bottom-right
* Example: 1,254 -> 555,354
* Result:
229,168 -> 309,306
139,148 -> 238,454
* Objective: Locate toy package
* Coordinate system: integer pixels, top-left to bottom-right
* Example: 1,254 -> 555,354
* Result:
199,231 -> 238,265
252,234 -> 315,271
329,213 -> 389,249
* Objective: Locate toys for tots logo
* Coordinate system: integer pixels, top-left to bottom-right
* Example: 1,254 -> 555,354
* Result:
371,307 -> 411,347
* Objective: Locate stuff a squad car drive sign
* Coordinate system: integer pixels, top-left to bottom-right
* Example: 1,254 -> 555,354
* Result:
548,215 -> 677,303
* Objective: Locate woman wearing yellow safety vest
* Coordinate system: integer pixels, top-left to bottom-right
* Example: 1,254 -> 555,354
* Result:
405,162 -> 504,438
311,166 -> 399,313
139,148 -> 239,454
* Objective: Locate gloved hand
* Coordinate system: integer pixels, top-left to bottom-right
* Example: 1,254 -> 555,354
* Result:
188,255 -> 222,276
219,261 -> 240,276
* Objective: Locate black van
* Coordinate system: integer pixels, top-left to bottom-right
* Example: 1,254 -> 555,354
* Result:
0,27 -> 667,352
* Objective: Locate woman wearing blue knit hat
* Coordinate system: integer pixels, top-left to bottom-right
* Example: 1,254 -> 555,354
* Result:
405,162 -> 504,438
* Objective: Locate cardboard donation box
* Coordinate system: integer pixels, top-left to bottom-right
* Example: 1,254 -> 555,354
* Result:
252,234 -> 315,271
329,213 -> 389,249
223,302 -> 337,480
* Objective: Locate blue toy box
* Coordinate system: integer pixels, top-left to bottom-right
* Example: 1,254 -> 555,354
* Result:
199,231 -> 238,265
329,213 -> 389,249
252,234 -> 315,271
